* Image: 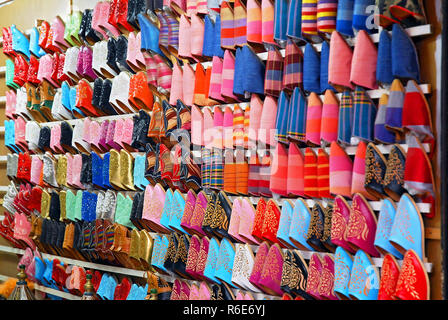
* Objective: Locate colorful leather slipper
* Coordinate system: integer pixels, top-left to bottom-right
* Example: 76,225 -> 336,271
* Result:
258,244 -> 284,296
289,198 -> 314,251
389,193 -> 425,261
383,144 -> 407,201
403,134 -> 435,218
391,23 -> 420,81
328,31 -> 353,91
276,199 -> 295,248
334,246 -> 354,300
351,141 -> 376,200
395,249 -> 430,300
305,253 -> 324,300
320,89 -> 339,146
347,193 -> 380,257
374,198 -> 403,259
347,249 -> 380,300
231,243 -> 261,292
350,30 -> 378,90
374,93 -> 396,144
329,141 -> 353,197
364,142 -> 388,200
376,30 -> 394,85
287,142 -> 305,197
377,253 -> 400,300
280,249 -> 313,300
402,79 -> 434,150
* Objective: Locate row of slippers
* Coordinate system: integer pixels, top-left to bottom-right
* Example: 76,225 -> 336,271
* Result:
4,175 -> 426,265
5,21 -> 424,121
12,225 -> 430,301
4,12 -> 425,120
3,132 -> 432,207
169,247 -> 429,300
19,248 -> 168,300
2,0 -> 428,65
5,37 -> 173,93
4,77 -> 433,158
3,130 -> 434,220
5,104 -> 190,155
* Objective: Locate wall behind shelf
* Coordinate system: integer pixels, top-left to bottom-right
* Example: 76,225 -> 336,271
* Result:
0,0 -> 444,299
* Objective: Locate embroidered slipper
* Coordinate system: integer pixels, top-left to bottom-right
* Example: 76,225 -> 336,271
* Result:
318,254 -> 338,300
329,141 -> 353,197
258,244 -> 284,296
328,31 -> 354,91
377,253 -> 400,300
227,197 -> 245,243
260,199 -> 281,244
214,238 -> 237,288
276,200 -> 295,248
236,198 -> 259,245
390,193 -> 426,260
305,253 -> 324,300
251,197 -> 267,243
383,144 -> 407,201
347,193 -> 380,257
347,250 -> 380,300
289,198 -> 314,251
305,201 -> 328,251
374,198 -> 403,259
351,141 -> 377,200
395,249 -> 430,300
231,244 -> 260,292
280,249 -> 312,299
364,142 -> 388,200
202,237 -> 221,284
249,241 -> 270,291
319,89 -> 340,146
334,246 -> 354,300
